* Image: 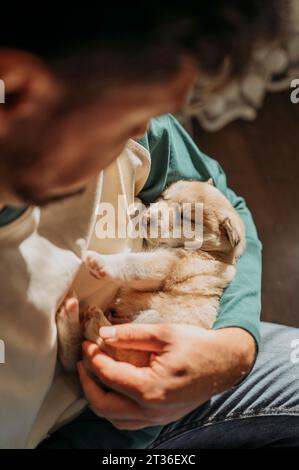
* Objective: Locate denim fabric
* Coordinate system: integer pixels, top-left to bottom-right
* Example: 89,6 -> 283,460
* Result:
150,323 -> 299,448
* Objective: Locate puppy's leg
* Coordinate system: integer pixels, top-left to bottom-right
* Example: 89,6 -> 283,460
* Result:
84,249 -> 176,290
83,306 -> 111,346
56,295 -> 83,372
83,252 -> 125,281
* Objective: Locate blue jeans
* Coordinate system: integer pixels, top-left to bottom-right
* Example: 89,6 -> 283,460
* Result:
39,323 -> 299,449
149,323 -> 299,448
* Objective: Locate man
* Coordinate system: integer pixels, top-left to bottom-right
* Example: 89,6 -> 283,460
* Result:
1,2 -> 298,449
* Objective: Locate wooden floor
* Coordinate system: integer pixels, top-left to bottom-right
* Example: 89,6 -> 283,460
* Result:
193,91 -> 299,328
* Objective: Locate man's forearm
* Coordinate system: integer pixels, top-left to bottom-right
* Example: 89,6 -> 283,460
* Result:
207,327 -> 257,396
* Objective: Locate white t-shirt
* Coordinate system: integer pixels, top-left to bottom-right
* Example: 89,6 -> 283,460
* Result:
0,140 -> 151,449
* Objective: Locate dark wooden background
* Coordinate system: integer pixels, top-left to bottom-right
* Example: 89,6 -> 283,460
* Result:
193,91 -> 299,328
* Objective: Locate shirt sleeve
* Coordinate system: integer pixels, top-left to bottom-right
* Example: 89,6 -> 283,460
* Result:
138,114 -> 262,348
0,206 -> 27,226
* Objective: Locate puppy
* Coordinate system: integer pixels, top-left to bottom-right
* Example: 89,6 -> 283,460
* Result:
57,179 -> 245,370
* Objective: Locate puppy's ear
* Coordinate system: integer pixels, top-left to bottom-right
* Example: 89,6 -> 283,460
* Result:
207,178 -> 214,186
222,217 -> 241,248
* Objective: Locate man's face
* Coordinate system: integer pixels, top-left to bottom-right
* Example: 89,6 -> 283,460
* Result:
0,51 -> 198,206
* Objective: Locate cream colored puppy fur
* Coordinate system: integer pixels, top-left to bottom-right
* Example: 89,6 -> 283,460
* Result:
57,180 -> 245,369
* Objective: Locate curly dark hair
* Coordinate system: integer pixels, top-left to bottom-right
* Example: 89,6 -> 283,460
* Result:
1,1 -> 290,82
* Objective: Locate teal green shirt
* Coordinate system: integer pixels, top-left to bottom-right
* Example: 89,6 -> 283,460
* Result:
138,114 -> 262,347
0,206 -> 27,226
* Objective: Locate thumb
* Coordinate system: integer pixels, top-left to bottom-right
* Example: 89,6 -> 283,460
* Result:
99,323 -> 172,352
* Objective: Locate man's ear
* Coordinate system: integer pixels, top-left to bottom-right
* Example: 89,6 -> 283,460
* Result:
0,50 -> 59,136
222,217 -> 240,248
207,178 -> 214,186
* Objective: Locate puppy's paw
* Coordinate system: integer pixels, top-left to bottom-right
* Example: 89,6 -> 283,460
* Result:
84,251 -> 110,279
83,307 -> 111,350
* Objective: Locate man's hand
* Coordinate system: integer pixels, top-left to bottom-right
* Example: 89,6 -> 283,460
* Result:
78,323 -> 256,430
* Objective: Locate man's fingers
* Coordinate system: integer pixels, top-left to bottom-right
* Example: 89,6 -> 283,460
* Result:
77,361 -> 147,420
82,342 -> 152,401
99,323 -> 173,352
78,360 -> 194,427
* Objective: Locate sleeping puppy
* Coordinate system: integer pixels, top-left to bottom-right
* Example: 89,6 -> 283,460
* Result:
56,179 -> 245,370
